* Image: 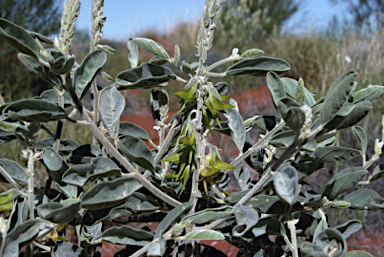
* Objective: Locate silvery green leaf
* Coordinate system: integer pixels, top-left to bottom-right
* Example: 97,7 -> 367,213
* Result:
346,251 -> 373,257
155,202 -> 193,239
0,18 -> 40,59
131,37 -> 170,61
176,229 -> 225,240
234,165 -> 250,191
320,71 -> 357,124
81,177 -> 142,210
52,242 -> 87,257
127,39 -> 139,68
314,228 -> 346,257
42,147 -> 68,184
283,106 -> 306,132
224,99 -> 245,152
370,163 -> 384,182
1,219 -> 44,257
226,57 -> 290,76
101,71 -> 114,81
0,158 -> 28,185
323,167 -> 367,200
314,146 -> 361,162
119,122 -> 150,141
3,99 -> 67,122
66,144 -> 100,164
173,45 -> 180,67
296,77 -> 305,105
116,63 -> 176,90
252,217 -> 285,237
39,89 -> 73,107
37,199 -> 80,224
352,126 -> 367,154
102,226 -> 153,246
73,49 -> 107,99
99,86 -> 125,139
233,205 -> 259,237
181,206 -> 233,225
267,72 -> 286,108
335,220 -> 361,239
344,189 -> 384,210
273,163 -> 299,205
117,135 -> 154,171
351,85 -> 384,103
240,48 -> 264,58
62,157 -> 121,187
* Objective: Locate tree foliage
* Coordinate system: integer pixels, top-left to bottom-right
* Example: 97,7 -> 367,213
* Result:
0,0 -> 62,101
0,0 -> 382,256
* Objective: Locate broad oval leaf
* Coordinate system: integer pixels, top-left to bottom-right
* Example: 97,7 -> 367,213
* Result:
352,126 -> 367,153
127,39 -> 139,68
323,167 -> 367,200
351,85 -> 384,103
17,53 -> 62,87
115,63 -> 176,90
117,135 -> 154,171
52,242 -> 87,257
226,56 -> 290,76
181,206 -> 233,225
314,146 -> 361,162
273,163 -> 299,205
81,177 -> 142,210
0,158 -> 28,185
99,86 -> 125,138
62,157 -> 121,187
73,49 -> 107,99
131,37 -> 170,61
320,71 -> 357,124
3,99 -> 67,122
280,77 -> 316,106
267,72 -> 286,108
370,163 -> 384,182
240,48 -> 264,58
102,225 -> 153,246
0,18 -> 40,59
42,147 -> 68,184
344,189 -> 384,210
1,219 -> 44,257
39,89 -> 73,107
66,144 -> 100,164
284,106 -> 306,132
119,122 -> 150,141
325,101 -> 371,130
37,200 -> 80,224
177,229 -> 225,240
314,228 -> 346,257
155,202 -> 193,239
346,251 -> 373,257
252,217 -> 285,237
224,99 -> 246,152
233,205 -> 259,237
335,220 -> 362,239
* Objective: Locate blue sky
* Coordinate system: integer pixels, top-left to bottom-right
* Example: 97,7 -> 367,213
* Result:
75,0 -> 347,41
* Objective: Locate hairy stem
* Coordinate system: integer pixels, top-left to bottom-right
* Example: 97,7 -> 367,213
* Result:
27,150 -> 35,219
82,108 -> 181,207
288,220 -> 299,257
153,119 -> 179,165
222,121 -> 286,173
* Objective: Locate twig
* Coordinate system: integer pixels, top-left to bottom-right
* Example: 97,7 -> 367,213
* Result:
82,108 -> 181,207
27,150 -> 35,219
287,220 -> 299,257
153,119 -> 179,165
222,120 -> 286,173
